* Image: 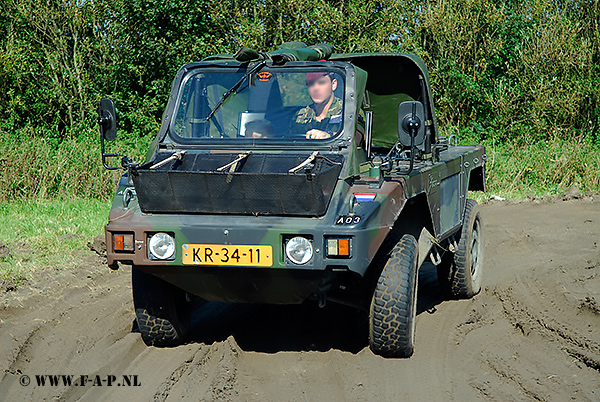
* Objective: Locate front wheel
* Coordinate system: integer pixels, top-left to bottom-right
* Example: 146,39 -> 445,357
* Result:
132,266 -> 190,346
369,234 -> 419,358
437,199 -> 484,299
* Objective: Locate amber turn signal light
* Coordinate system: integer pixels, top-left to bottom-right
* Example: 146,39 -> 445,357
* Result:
113,233 -> 134,252
326,237 -> 351,258
338,238 -> 350,256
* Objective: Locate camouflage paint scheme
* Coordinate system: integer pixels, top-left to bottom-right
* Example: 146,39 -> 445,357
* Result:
104,44 -> 486,305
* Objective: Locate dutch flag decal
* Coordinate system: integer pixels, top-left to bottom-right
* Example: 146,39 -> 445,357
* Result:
353,193 -> 377,202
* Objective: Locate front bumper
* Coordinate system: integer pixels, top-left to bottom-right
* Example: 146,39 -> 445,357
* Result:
105,208 -> 389,271
138,264 -> 336,304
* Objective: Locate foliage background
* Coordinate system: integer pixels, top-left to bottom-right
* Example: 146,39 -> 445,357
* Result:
0,0 -> 599,200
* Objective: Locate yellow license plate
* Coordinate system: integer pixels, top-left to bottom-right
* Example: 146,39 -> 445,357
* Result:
182,244 -> 273,267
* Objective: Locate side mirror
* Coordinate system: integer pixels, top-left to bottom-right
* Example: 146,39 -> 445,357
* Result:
97,98 -> 133,170
98,98 -> 117,141
397,101 -> 425,148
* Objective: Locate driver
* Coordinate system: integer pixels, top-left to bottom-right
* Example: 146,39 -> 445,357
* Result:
290,72 -> 343,139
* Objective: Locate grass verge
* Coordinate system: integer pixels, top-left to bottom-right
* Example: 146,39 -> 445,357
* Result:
0,198 -> 111,287
481,137 -> 600,199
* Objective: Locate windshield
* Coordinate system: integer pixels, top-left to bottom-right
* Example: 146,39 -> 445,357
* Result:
171,67 -> 345,142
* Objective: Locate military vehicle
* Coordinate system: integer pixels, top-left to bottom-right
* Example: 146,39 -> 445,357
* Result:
97,42 -> 485,358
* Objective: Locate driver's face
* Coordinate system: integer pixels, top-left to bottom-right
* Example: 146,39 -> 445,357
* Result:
307,76 -> 337,105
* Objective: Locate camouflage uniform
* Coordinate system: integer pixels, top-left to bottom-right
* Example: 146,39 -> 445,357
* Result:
290,97 -> 343,135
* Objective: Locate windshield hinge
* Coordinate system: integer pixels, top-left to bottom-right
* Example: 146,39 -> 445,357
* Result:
149,150 -> 187,170
217,151 -> 251,172
289,151 -> 319,173
336,140 -> 349,150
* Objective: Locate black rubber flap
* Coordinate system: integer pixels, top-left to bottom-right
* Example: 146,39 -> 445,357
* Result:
131,152 -> 343,216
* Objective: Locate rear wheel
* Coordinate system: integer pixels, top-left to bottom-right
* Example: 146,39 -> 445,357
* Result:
437,199 -> 483,299
132,266 -> 190,346
369,234 -> 419,358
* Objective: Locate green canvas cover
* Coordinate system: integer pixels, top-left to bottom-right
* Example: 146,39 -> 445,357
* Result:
331,53 -> 438,149
364,92 -> 414,148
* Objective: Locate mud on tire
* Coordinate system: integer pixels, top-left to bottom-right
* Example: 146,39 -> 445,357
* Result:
437,199 -> 483,299
132,266 -> 190,346
369,234 -> 419,358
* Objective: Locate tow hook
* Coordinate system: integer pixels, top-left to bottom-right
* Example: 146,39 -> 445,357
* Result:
448,236 -> 458,253
429,247 -> 442,265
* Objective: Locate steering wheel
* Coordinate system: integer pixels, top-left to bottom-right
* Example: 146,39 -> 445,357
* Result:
283,133 -> 311,139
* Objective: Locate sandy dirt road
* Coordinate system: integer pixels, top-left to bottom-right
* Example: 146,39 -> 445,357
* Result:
1,197 -> 599,401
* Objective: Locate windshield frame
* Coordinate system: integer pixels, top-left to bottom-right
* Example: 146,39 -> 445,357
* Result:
166,62 -> 348,147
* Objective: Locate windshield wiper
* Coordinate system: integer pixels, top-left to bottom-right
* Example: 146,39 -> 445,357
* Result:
205,60 -> 268,123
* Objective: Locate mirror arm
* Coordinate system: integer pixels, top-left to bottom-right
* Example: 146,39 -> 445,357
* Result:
397,103 -> 420,175
100,135 -> 125,171
99,121 -> 128,171
396,132 -> 415,175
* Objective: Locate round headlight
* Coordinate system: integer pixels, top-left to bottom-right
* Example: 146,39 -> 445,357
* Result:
285,237 -> 313,265
148,233 -> 175,260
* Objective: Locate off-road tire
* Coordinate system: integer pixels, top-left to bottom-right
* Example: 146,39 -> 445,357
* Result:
437,199 -> 483,299
132,266 -> 190,346
369,234 -> 419,358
